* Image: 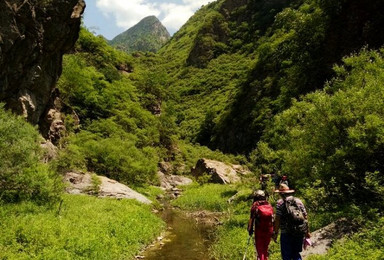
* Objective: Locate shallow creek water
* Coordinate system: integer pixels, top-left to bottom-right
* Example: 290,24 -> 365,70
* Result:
143,202 -> 216,260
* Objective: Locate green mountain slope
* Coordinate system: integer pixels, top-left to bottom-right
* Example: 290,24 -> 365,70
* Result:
109,16 -> 170,53
159,0 -> 384,154
154,0 -> 384,210
2,1 -> 384,258
155,3 -> 384,257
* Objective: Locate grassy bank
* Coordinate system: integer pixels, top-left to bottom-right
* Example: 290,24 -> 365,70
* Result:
173,183 -> 384,260
172,183 -> 237,212
172,183 -> 281,259
0,194 -> 164,259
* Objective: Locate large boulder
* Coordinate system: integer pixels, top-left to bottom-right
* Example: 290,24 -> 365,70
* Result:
191,158 -> 248,184
98,176 -> 152,204
157,171 -> 193,190
64,172 -> 152,204
0,0 -> 85,141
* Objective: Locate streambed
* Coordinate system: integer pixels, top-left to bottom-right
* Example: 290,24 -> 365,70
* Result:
142,202 -> 217,260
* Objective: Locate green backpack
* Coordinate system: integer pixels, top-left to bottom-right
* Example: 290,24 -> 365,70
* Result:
285,197 -> 308,236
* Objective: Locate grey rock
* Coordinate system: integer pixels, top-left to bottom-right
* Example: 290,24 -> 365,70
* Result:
191,158 -> 246,184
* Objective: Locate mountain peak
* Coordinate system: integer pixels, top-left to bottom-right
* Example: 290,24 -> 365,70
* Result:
109,16 -> 170,53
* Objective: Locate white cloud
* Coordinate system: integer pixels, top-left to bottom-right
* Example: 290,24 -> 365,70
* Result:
159,3 -> 194,33
182,0 -> 210,10
95,0 -> 211,34
96,0 -> 160,29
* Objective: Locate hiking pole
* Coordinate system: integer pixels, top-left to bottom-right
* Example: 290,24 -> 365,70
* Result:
242,235 -> 252,260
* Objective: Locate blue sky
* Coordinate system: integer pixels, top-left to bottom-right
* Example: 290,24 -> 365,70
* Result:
83,0 -> 213,40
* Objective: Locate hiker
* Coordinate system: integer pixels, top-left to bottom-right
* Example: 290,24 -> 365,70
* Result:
272,184 -> 310,260
247,190 -> 274,260
260,174 -> 270,190
279,175 -> 289,187
260,174 -> 271,199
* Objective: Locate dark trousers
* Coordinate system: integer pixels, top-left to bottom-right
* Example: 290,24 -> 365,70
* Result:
280,233 -> 303,260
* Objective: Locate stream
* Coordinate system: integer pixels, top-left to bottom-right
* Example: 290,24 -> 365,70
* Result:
142,200 -> 216,260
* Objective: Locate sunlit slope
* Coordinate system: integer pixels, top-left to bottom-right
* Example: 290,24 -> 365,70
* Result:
158,0 -> 384,154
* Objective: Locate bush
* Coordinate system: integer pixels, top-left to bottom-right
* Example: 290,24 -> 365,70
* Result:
58,129 -> 158,185
0,105 -> 62,203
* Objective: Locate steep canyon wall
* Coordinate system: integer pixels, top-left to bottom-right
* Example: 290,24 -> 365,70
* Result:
0,0 -> 85,141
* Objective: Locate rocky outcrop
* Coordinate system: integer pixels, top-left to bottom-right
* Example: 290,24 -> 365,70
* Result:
65,171 -> 93,195
0,0 -> 85,140
98,176 -> 152,204
157,171 -> 193,190
65,172 -> 152,204
39,89 -> 80,144
191,158 -> 249,184
301,218 -> 360,259
40,139 -> 58,163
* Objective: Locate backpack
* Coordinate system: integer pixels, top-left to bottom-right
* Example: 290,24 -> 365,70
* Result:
284,197 -> 308,236
254,201 -> 274,232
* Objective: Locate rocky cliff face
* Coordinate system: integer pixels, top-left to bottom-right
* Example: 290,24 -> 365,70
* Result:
0,0 -> 85,142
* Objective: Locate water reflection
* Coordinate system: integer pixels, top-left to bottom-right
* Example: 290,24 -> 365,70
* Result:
143,205 -> 215,260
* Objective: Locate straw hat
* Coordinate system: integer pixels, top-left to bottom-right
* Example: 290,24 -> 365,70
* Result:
274,183 -> 295,193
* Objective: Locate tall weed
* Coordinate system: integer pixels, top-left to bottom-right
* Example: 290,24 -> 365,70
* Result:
0,195 -> 164,259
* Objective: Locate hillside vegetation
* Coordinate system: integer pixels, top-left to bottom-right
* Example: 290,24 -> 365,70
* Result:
158,0 -> 384,258
109,16 -> 170,53
150,0 -> 384,213
1,0 -> 384,259
161,0 -> 384,154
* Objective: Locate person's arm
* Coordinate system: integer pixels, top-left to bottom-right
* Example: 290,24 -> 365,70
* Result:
247,217 -> 254,236
272,215 -> 280,242
305,214 -> 311,238
247,205 -> 256,236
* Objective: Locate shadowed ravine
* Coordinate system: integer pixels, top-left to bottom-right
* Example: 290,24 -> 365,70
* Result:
143,202 -> 216,260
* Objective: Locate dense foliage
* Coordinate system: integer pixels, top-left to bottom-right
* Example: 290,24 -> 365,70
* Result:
2,0 -> 384,258
155,1 -> 384,258
252,49 -> 384,209
56,27 -> 243,185
160,0 -> 384,154
0,105 -> 62,204
56,28 -> 166,185
109,16 -> 170,53
153,0 -> 384,213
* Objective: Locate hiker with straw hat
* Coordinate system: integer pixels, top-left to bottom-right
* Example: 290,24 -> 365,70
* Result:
272,184 -> 311,260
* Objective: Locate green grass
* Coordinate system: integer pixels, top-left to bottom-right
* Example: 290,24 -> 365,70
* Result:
306,218 -> 384,260
171,183 -> 282,259
134,185 -> 165,208
172,183 -> 237,212
0,194 -> 164,259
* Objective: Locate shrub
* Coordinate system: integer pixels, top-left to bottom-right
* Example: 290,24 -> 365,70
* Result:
0,105 -> 62,203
